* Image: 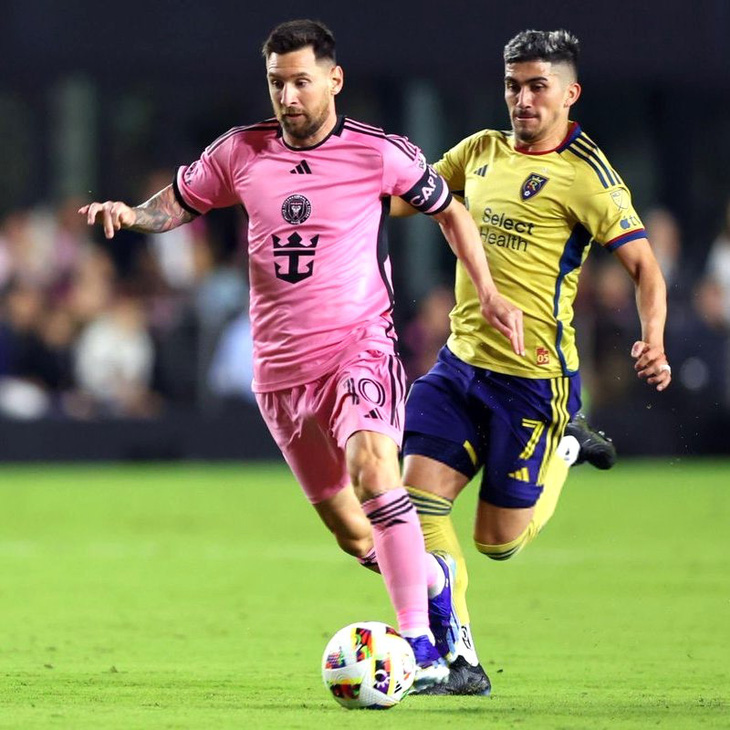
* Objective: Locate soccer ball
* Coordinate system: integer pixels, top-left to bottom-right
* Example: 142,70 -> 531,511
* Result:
321,621 -> 416,709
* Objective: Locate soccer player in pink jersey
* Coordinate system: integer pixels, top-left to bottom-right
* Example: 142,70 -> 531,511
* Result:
79,19 -> 524,690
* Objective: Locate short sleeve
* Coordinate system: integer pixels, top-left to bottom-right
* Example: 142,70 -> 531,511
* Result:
381,134 -> 452,215
433,136 -> 472,197
568,175 -> 645,252
175,131 -> 242,215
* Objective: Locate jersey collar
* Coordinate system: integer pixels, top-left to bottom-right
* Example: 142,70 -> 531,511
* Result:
512,121 -> 582,155
277,115 -> 346,151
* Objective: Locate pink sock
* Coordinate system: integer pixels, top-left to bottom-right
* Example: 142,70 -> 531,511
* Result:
357,548 -> 380,573
362,487 -> 430,634
357,547 -> 443,595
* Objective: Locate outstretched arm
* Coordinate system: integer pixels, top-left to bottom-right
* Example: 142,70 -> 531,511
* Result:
79,184 -> 194,239
613,237 -> 671,391
431,198 -> 525,356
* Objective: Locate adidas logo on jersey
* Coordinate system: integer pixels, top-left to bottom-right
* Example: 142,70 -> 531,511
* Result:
473,164 -> 489,177
290,160 -> 312,174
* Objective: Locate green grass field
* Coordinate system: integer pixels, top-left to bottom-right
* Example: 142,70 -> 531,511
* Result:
0,459 -> 727,729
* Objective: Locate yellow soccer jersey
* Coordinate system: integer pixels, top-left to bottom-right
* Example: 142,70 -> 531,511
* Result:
436,122 -> 645,378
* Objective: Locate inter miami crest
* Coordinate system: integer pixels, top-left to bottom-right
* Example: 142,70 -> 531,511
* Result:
520,173 -> 549,201
281,194 -> 311,224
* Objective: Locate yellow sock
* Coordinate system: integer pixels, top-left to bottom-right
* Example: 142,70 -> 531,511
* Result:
406,486 -> 470,626
533,450 -> 569,531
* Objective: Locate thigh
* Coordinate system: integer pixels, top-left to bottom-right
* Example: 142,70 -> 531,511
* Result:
478,373 -> 581,509
474,500 -> 535,545
256,387 -> 349,505
402,454 -> 471,502
330,349 -> 408,451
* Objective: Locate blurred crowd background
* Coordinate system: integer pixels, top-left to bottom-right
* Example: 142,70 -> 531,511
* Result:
2,0 -> 729,458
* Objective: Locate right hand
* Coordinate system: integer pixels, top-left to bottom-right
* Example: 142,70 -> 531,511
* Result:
481,293 -> 525,357
78,201 -> 136,239
631,340 -> 672,392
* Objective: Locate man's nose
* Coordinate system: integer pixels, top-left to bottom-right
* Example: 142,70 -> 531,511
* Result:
516,87 -> 532,107
281,84 -> 298,107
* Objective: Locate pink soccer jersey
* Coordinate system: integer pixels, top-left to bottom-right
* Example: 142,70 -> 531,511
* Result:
175,116 -> 451,392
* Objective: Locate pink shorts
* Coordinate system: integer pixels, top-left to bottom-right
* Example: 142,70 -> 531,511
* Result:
256,349 -> 406,504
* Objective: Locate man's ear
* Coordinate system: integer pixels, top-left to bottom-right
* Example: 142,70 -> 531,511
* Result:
565,81 -> 582,108
330,65 -> 344,95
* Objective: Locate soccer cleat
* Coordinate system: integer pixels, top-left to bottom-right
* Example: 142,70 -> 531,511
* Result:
405,635 -> 449,692
565,412 -> 617,470
427,553 -> 461,661
416,655 -> 492,696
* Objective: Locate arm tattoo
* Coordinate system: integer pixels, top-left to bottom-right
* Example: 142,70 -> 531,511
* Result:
130,185 -> 193,233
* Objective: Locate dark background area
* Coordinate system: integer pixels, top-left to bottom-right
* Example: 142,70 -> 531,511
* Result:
1,0 -> 729,459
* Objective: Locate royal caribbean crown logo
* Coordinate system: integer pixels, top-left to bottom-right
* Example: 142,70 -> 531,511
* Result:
520,173 -> 549,201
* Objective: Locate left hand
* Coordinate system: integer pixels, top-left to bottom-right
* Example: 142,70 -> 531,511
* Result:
481,294 -> 525,356
631,340 -> 672,391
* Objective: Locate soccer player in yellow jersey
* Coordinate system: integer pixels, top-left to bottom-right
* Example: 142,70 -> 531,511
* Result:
391,29 -> 672,694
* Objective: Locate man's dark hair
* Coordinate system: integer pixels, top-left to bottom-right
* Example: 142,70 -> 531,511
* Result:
262,19 -> 336,63
503,30 -> 579,74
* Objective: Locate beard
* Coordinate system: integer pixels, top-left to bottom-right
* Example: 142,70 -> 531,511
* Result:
514,128 -> 539,145
512,115 -> 540,145
280,105 -> 330,141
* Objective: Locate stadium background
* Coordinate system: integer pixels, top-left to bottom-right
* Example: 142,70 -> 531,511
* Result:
2,0 -> 730,460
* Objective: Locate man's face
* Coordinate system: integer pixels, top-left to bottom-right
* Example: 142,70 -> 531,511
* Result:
504,60 -> 580,147
266,46 -> 342,146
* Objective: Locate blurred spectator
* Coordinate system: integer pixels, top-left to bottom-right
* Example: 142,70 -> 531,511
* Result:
660,276 -> 730,453
47,196 -> 98,292
207,309 -> 256,402
0,280 -> 77,418
36,307 -> 76,395
705,196 -> 730,326
0,197 -> 96,293
401,285 -> 455,382
72,293 -> 160,418
195,264 -> 248,330
0,209 -> 38,288
586,261 -> 637,409
151,205 -> 248,406
0,282 -> 52,418
66,246 -> 117,325
668,277 -> 729,400
643,206 -> 685,302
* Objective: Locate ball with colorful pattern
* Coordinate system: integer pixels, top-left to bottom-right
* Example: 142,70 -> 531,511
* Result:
321,621 -> 416,709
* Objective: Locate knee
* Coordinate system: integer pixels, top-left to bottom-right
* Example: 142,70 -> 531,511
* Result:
477,523 -> 523,547
347,453 -> 400,501
346,433 -> 400,500
474,523 -> 537,562
348,455 -> 387,498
